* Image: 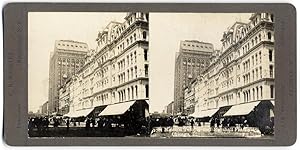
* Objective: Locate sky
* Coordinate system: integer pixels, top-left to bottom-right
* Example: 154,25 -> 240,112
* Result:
28,12 -> 252,113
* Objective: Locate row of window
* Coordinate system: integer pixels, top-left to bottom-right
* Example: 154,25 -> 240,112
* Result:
240,31 -> 272,57
183,58 -> 208,65
117,84 -> 149,102
95,78 -> 109,88
182,43 -> 213,49
116,31 -> 147,55
241,86 -> 262,102
242,51 -> 262,72
118,86 -> 138,102
204,84 -> 274,109
222,52 -> 234,66
97,52 -> 109,65
117,51 -> 137,71
243,66 -> 262,84
221,78 -> 234,88
95,93 -> 109,104
58,43 -> 87,48
95,66 -> 109,78
117,64 -> 148,84
220,66 -> 234,78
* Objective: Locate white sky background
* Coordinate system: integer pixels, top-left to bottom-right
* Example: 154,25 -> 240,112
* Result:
28,12 -> 251,113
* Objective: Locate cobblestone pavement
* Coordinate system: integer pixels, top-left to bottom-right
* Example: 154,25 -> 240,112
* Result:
150,125 -> 269,138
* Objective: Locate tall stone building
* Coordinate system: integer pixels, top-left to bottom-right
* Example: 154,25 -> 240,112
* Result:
174,40 -> 214,114
193,13 -> 275,123
48,40 -> 88,113
65,12 -> 149,118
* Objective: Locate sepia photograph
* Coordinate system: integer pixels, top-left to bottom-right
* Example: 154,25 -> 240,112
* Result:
28,12 -> 150,137
150,13 -> 275,138
28,12 -> 274,138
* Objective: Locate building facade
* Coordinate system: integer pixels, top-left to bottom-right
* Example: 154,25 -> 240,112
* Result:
67,12 -> 149,115
174,40 -> 214,114
194,13 -> 275,116
41,101 -> 48,115
166,101 -> 174,115
48,40 -> 88,113
58,79 -> 71,115
183,79 -> 197,115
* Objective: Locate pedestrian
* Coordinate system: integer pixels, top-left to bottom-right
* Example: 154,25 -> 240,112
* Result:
41,117 -> 46,132
45,117 -> 50,131
71,119 -> 76,127
66,118 -> 70,132
190,119 -> 195,130
85,118 -> 90,131
229,118 -> 236,132
210,118 -> 215,133
221,119 -> 227,131
216,118 -> 221,128
54,118 -> 59,129
91,118 -> 95,128
36,117 -> 42,132
28,118 -> 34,132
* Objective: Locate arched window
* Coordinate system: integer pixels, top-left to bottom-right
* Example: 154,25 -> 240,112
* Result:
269,65 -> 274,78
270,85 -> 274,98
260,86 -> 263,98
271,14 -> 274,22
269,49 -> 273,61
142,31 -> 147,39
135,85 -> 138,98
145,84 -> 149,98
253,88 -> 255,101
131,86 -> 134,99
128,88 -> 130,100
256,87 -> 259,100
123,90 -> 126,101
267,32 -> 272,40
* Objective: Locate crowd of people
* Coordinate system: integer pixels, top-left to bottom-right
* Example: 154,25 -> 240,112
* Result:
148,115 -> 274,135
29,115 -> 150,136
28,114 -> 274,136
28,117 -> 51,132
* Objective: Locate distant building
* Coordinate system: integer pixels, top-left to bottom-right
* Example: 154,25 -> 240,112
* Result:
58,79 -> 72,115
41,101 -> 48,115
183,79 -> 197,115
48,40 -> 88,113
166,101 -> 174,115
173,40 -> 214,114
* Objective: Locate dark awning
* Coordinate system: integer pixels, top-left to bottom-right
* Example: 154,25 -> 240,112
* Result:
90,105 -> 107,117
